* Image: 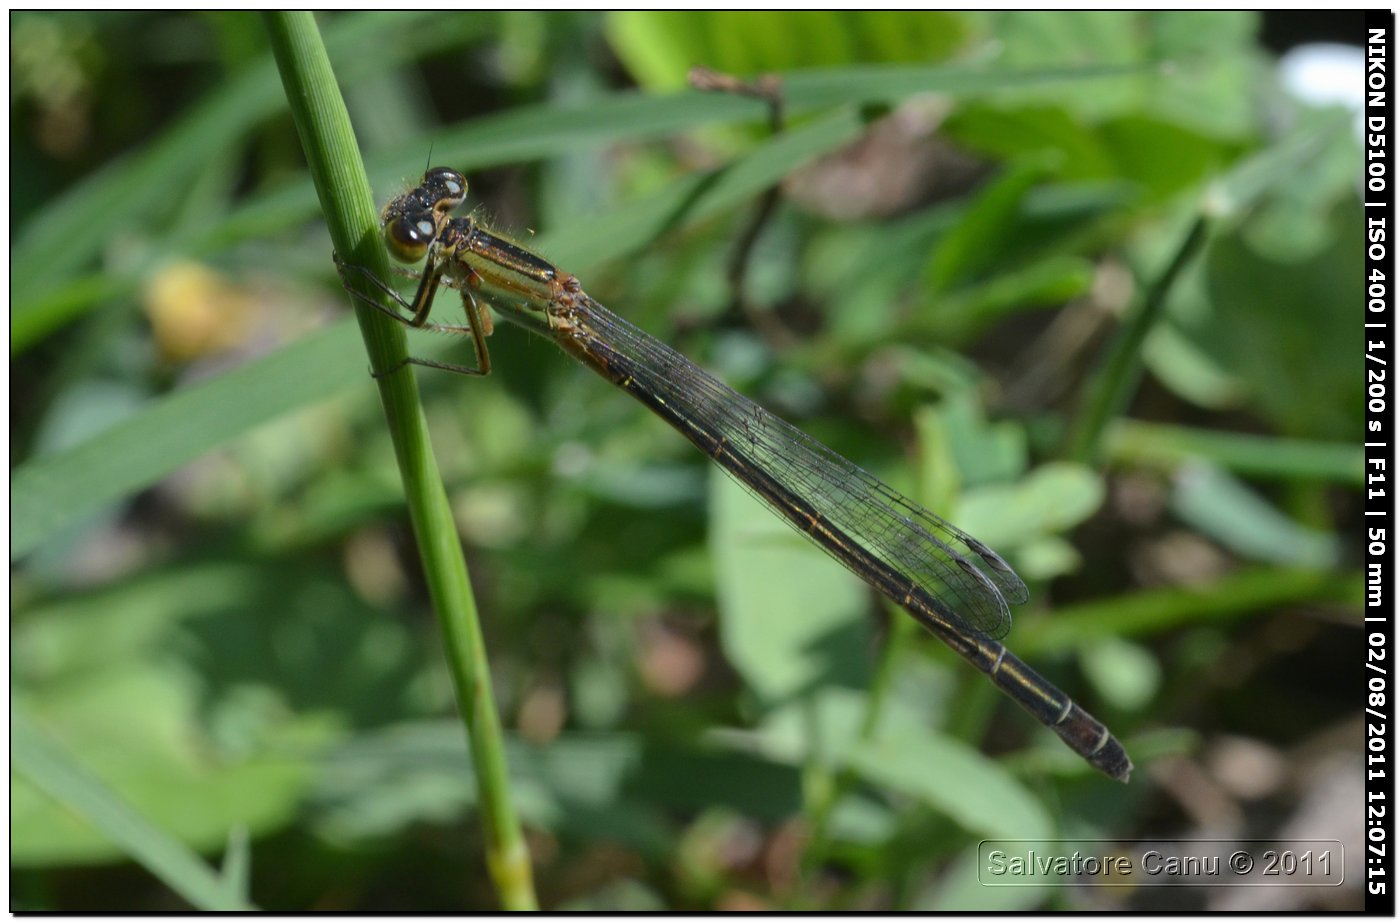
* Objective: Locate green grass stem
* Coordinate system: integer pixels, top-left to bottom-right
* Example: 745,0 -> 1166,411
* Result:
1065,215 -> 1209,463
262,12 -> 536,909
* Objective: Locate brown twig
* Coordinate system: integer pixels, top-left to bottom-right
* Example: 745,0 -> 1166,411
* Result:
688,66 -> 790,342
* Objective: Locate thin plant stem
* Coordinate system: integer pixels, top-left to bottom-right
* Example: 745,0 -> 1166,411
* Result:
1065,215 -> 1209,463
262,12 -> 536,910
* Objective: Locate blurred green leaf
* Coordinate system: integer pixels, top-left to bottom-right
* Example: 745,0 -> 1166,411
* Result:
974,12 -> 1147,119
972,11 -> 1259,135
913,404 -> 963,517
930,391 -> 1029,489
13,658 -> 318,867
956,461 -> 1104,552
1014,536 -> 1082,583
914,402 -> 1099,584
945,105 -> 1116,180
1238,111 -> 1360,261
13,710 -> 257,909
922,255 -> 1097,341
1206,107 -> 1351,222
13,558 -> 426,863
12,321 -> 364,561
1098,115 -> 1235,201
943,14 -> 1257,210
1171,463 -> 1341,567
925,159 -> 1053,293
309,722 -> 806,848
543,107 -> 867,269
1106,419 -> 1362,485
848,735 -> 1054,840
710,470 -> 872,703
607,11 -> 969,89
1141,321 -> 1244,408
1016,567 -> 1361,655
1144,109 -> 1356,422
749,686 -> 871,768
1198,197 -> 1362,440
1079,637 -> 1160,710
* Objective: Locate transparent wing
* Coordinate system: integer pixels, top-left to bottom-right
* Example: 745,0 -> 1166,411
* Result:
570,295 -> 1027,640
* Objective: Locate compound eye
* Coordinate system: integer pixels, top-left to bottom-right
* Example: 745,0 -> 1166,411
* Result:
384,213 -> 437,263
423,167 -> 467,213
425,166 -> 466,194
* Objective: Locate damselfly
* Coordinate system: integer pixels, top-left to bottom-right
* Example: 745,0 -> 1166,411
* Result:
337,167 -> 1132,782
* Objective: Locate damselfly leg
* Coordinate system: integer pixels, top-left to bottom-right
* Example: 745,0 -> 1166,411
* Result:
334,250 -> 493,378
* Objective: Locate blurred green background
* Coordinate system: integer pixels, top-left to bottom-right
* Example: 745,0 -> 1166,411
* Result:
11,10 -> 1365,911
